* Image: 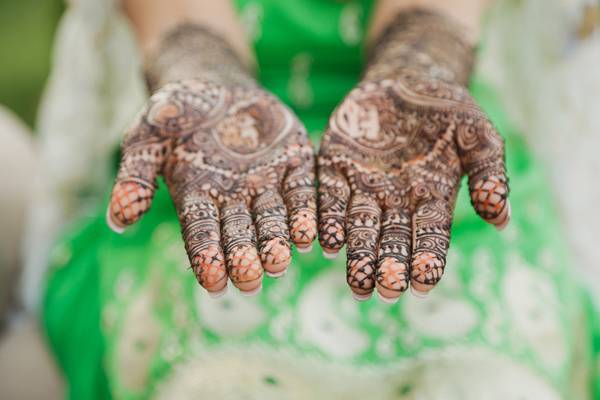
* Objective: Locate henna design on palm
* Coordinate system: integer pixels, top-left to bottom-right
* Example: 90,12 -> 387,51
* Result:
108,80 -> 317,296
318,9 -> 510,303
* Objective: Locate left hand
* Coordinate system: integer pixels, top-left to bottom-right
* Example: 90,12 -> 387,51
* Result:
317,72 -> 510,302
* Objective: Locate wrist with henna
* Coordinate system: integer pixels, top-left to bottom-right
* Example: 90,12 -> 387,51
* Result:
318,8 -> 510,302
364,8 -> 475,85
108,23 -> 317,296
144,23 -> 256,90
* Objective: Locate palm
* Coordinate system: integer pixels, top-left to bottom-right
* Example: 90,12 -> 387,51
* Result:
318,75 -> 510,302
108,79 -> 317,296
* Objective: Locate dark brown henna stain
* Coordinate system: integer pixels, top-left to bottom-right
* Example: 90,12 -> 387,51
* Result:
284,159 -> 318,251
376,208 -> 411,302
108,24 -> 316,295
253,190 -> 291,277
365,8 -> 475,86
145,24 -> 255,91
318,9 -> 510,301
317,166 -> 350,256
177,195 -> 227,294
345,194 -> 381,300
410,200 -> 452,293
220,202 -> 263,293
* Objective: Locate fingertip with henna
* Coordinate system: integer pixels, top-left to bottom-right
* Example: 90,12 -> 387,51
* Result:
494,200 -> 511,231
352,291 -> 373,302
106,206 -> 125,234
375,282 -> 404,304
376,288 -> 400,304
410,285 -> 430,299
239,282 -> 263,297
260,237 -> 292,277
208,284 -> 228,299
296,244 -> 313,253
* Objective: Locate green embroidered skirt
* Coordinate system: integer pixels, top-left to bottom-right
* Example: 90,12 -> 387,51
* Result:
43,1 -> 600,398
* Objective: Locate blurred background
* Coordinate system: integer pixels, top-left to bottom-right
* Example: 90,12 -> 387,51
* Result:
0,0 -> 599,398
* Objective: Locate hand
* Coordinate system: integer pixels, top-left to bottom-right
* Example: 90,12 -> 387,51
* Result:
107,79 -> 317,296
317,72 -> 510,302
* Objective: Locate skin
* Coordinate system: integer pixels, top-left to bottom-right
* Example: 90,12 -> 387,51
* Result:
108,24 -> 317,297
122,0 -> 253,67
115,0 -> 507,303
368,0 -> 493,44
318,7 -> 510,303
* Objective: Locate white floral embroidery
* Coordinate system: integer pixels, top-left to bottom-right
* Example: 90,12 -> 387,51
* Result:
503,252 -> 567,370
297,268 -> 369,358
402,293 -> 479,340
154,346 -> 560,399
378,347 -> 560,399
269,307 -> 293,342
115,284 -> 161,392
239,2 -> 263,42
154,347 -> 356,399
469,247 -> 497,300
195,285 -> 266,337
339,3 -> 363,46
288,53 -> 313,108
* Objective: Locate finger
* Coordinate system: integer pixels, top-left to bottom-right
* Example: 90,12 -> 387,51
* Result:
346,194 -> 381,301
107,106 -> 170,232
177,195 -> 227,296
221,202 -> 263,295
253,190 -> 291,277
283,149 -> 318,252
457,116 -> 510,229
375,208 -> 411,303
317,164 -> 351,257
410,200 -> 452,296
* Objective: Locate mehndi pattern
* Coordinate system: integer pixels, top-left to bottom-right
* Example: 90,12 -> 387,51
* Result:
318,8 -> 510,302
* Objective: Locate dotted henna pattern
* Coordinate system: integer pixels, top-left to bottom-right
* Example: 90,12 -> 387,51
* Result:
318,9 -> 510,302
108,25 -> 317,296
109,80 -> 317,295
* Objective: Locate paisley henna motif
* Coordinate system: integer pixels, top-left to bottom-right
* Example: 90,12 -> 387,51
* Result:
108,25 -> 317,296
318,9 -> 510,302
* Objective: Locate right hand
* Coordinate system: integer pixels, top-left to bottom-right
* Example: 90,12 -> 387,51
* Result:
318,74 -> 510,302
107,79 -> 317,296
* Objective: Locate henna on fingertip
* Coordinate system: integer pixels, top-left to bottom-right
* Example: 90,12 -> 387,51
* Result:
318,8 -> 511,299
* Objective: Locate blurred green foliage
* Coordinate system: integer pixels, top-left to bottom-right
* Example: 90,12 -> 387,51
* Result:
0,0 -> 63,128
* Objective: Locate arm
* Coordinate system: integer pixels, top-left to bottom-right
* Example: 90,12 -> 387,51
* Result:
121,0 -> 254,89
108,0 -> 317,296
365,0 -> 492,84
368,0 -> 491,45
318,0 -> 509,302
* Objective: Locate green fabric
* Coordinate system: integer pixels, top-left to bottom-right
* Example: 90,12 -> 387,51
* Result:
43,1 -> 599,399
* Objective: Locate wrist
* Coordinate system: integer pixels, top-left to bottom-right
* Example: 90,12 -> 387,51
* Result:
363,8 -> 476,86
144,23 -> 257,91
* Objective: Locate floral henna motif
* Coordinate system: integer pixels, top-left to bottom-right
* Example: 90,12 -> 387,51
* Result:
376,208 -> 411,301
346,194 -> 381,301
318,9 -> 510,302
108,25 -> 316,296
253,190 -> 292,277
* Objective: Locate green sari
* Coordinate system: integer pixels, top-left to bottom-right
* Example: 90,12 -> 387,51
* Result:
43,1 -> 600,398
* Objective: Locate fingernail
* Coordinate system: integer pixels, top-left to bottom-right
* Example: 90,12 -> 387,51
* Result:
410,286 -> 429,299
322,251 -> 339,260
208,285 -> 228,299
296,244 -> 313,254
266,269 -> 287,278
495,201 -> 512,231
352,291 -> 372,302
376,290 -> 399,304
106,207 -> 125,234
240,284 -> 263,297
